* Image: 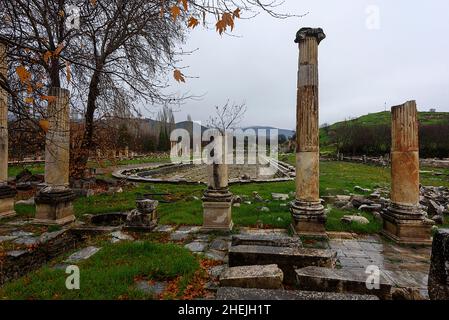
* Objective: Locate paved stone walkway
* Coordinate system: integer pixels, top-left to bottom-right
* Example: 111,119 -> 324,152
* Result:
327,234 -> 430,298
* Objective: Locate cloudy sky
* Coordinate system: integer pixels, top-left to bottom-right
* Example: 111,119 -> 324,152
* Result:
162,0 -> 449,129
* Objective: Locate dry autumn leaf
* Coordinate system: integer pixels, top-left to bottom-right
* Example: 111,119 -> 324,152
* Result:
24,97 -> 34,104
233,8 -> 241,19
90,0 -> 97,5
215,19 -> 226,35
173,69 -> 185,83
39,119 -> 49,133
16,65 -> 31,84
222,12 -> 234,31
170,6 -> 181,21
41,95 -> 57,103
187,16 -> 199,29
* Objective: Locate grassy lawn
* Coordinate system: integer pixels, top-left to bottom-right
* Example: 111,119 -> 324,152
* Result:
0,241 -> 199,300
8,164 -> 45,178
12,160 -> 448,233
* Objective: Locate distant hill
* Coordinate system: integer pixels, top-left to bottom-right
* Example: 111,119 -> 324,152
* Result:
243,126 -> 295,138
319,110 -> 449,157
175,122 -> 295,138
325,111 -> 449,128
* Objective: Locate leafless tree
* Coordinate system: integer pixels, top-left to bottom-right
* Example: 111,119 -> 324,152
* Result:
207,100 -> 247,134
0,0 -> 298,177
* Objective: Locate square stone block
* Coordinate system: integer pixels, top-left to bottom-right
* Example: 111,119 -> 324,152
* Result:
202,201 -> 233,232
35,201 -> 75,226
0,197 -> 16,219
382,217 -> 433,245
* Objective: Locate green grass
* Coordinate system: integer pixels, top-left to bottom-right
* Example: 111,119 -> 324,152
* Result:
8,164 -> 44,178
70,160 -> 449,233
12,160 -> 446,234
0,241 -> 199,300
326,208 -> 382,234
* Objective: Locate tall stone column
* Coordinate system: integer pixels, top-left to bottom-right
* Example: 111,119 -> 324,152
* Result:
290,27 -> 326,237
202,135 -> 233,231
35,87 -> 75,225
0,42 -> 17,219
381,101 -> 433,244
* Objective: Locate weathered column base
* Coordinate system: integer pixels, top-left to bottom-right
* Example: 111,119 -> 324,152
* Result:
0,185 -> 17,219
34,186 -> 76,226
381,203 -> 434,245
202,201 -> 233,232
290,200 -> 327,238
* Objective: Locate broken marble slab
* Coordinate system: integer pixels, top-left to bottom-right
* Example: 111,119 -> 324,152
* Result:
65,246 -> 101,263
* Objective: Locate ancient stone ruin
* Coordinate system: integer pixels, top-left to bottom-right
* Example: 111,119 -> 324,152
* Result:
34,88 -> 76,225
0,43 -> 16,218
125,198 -> 159,231
290,27 -> 327,237
381,101 -> 434,245
202,134 -> 234,231
0,43 -> 17,219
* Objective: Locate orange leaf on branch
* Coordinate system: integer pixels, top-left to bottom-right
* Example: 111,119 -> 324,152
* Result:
16,65 -> 31,84
24,97 -> 34,104
39,119 -> 49,133
187,16 -> 199,29
173,69 -> 185,83
41,95 -> 57,103
215,19 -> 226,35
222,12 -> 234,31
170,6 -> 181,21
233,8 -> 241,19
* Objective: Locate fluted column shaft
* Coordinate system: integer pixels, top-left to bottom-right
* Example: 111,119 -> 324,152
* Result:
44,87 -> 70,186
381,100 -> 433,245
290,27 -> 326,237
390,101 -> 420,207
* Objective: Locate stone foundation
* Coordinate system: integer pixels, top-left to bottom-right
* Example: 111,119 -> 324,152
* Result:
381,212 -> 434,246
202,201 -> 233,232
290,200 -> 327,238
34,187 -> 76,225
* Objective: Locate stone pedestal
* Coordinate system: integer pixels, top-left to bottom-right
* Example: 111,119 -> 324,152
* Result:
0,42 -> 16,219
202,163 -> 233,232
125,199 -> 158,232
34,88 -> 75,225
381,101 -> 433,245
34,186 -> 76,225
290,27 -> 327,238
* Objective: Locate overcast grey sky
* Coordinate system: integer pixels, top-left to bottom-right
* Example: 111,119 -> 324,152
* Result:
163,0 -> 449,129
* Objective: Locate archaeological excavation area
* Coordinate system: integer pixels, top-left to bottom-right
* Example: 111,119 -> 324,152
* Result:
1,25 -> 449,304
